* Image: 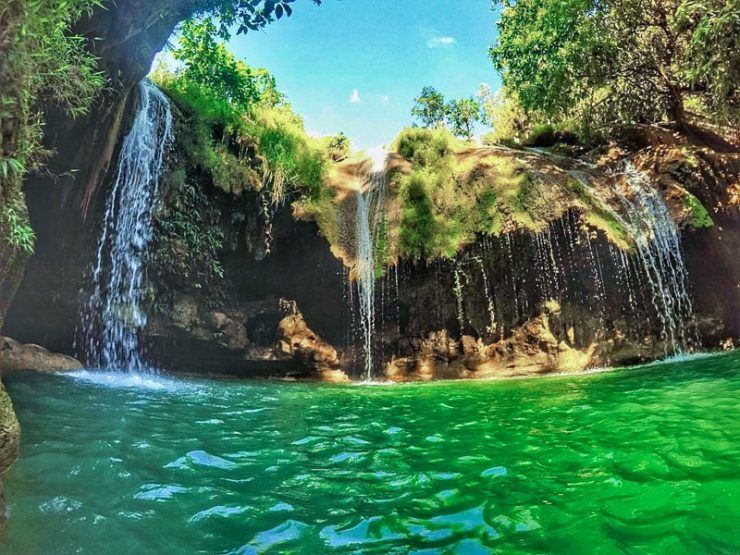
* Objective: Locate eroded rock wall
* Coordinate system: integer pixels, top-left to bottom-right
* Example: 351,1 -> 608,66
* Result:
3,0 -> 207,351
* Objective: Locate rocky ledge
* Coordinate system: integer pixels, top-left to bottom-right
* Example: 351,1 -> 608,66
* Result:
0,337 -> 83,373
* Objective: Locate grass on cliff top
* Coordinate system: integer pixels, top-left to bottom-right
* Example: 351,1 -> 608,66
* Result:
151,63 -> 332,206
389,127 -> 639,260
391,127 -> 627,259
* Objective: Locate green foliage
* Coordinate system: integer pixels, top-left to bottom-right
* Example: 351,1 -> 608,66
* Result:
446,97 -> 483,140
490,0 -> 605,124
208,0 -> 324,37
150,22 -> 334,296
411,86 -> 448,129
152,177 -> 226,294
174,19 -> 282,113
399,172 -> 439,259
252,107 -> 328,203
391,126 -> 620,259
325,132 -> 350,162
480,88 -> 531,146
490,0 -> 740,132
394,127 -> 497,259
682,193 -> 714,229
0,0 -> 103,309
152,22 -> 329,205
2,204 -> 36,254
411,87 -> 485,140
395,127 -> 454,167
676,0 -> 740,124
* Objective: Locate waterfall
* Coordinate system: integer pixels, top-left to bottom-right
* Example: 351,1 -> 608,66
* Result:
354,151 -> 388,380
80,80 -> 173,371
616,162 -> 696,354
453,265 -> 467,334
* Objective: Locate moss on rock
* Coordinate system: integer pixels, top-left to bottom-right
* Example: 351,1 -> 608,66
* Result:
682,192 -> 714,229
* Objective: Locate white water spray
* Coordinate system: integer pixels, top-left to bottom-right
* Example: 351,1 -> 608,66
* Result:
80,80 -> 173,371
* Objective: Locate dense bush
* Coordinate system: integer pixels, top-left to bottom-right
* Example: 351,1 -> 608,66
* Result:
490,0 -> 740,134
151,19 -> 330,205
399,173 -> 438,259
395,128 -> 454,167
0,0 -> 104,325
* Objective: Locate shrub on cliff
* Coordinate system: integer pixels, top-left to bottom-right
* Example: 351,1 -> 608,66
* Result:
0,0 -> 103,327
151,18 -> 330,205
393,127 -> 507,259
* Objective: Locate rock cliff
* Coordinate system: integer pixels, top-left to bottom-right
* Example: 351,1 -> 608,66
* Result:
1,1 -> 738,382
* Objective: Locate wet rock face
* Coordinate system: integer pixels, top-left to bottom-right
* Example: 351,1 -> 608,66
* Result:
276,312 -> 348,382
386,306 -> 598,381
147,294 -> 347,381
3,0 -> 203,353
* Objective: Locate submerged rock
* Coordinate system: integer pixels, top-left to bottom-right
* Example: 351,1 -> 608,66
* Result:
0,336 -> 82,372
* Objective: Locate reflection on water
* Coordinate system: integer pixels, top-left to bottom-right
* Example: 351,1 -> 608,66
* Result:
3,351 -> 740,553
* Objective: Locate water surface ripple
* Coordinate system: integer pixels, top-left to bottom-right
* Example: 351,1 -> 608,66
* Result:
3,351 -> 739,553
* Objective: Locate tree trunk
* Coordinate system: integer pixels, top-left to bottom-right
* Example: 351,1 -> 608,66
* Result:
667,87 -> 688,130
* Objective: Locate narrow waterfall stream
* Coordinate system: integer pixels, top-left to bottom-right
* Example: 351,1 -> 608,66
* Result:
565,162 -> 697,355
354,151 -> 388,380
616,162 -> 697,354
79,80 -> 173,371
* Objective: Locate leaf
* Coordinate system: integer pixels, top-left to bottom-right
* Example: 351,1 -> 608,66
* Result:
276,4 -> 284,18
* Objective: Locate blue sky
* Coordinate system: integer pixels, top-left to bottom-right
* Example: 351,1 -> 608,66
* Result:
226,0 -> 502,150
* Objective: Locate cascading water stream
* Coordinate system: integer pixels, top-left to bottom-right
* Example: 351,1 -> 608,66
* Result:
567,162 -> 697,354
614,162 -> 696,354
79,80 -> 173,371
354,150 -> 388,380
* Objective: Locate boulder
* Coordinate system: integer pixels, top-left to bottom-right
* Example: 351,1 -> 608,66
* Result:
276,313 -> 348,381
0,336 -> 82,372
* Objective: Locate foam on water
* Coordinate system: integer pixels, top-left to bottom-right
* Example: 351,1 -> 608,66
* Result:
64,369 -> 190,392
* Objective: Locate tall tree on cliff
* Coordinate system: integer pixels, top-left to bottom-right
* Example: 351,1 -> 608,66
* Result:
411,87 -> 449,129
447,97 -> 483,140
489,0 -> 740,134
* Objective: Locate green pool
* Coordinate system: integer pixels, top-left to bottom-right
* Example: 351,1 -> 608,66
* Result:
2,351 -> 739,553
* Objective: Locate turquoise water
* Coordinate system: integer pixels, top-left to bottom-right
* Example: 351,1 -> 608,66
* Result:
2,351 -> 740,553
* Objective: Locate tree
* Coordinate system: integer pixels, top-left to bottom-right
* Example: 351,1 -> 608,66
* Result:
480,88 -> 532,145
447,97 -> 483,140
205,0 -> 324,38
411,86 -> 448,128
326,132 -> 350,161
173,18 -> 281,112
489,0 -> 740,130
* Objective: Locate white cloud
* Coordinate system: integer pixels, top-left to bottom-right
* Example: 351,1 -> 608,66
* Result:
427,36 -> 456,49
350,89 -> 361,104
380,95 -> 390,106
